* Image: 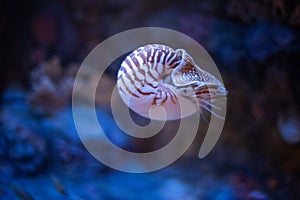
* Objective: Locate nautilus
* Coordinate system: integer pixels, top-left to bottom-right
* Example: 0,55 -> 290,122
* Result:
117,44 -> 227,121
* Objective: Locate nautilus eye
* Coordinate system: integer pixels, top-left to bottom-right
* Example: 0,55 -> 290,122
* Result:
178,87 -> 194,97
116,44 -> 227,121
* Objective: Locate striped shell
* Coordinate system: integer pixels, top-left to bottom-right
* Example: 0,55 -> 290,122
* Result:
117,44 -> 227,120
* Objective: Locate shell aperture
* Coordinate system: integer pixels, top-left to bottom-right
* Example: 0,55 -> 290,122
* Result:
117,44 -> 227,121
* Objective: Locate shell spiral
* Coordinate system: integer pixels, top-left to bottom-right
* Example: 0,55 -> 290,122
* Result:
117,44 -> 227,120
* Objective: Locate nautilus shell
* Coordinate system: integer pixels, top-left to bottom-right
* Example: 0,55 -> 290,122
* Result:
117,44 -> 227,121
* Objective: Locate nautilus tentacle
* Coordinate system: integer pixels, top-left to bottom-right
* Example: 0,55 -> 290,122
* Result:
117,44 -> 227,121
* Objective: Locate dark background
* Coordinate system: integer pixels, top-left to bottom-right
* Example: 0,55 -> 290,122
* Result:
0,0 -> 300,199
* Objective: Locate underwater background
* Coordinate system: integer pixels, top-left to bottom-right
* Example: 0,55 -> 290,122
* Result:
1,0 -> 300,199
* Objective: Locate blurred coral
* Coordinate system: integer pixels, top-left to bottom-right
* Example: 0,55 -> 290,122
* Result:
290,4 -> 300,25
159,179 -> 197,200
29,56 -> 77,115
230,174 -> 269,200
277,109 -> 300,144
31,13 -> 58,47
244,23 -> 295,60
1,122 -> 46,175
226,0 -> 300,26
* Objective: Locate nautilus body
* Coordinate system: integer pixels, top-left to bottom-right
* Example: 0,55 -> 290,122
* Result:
117,44 -> 227,120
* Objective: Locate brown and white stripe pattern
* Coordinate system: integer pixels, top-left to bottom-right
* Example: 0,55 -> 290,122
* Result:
117,44 -> 227,120
117,44 -> 181,104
